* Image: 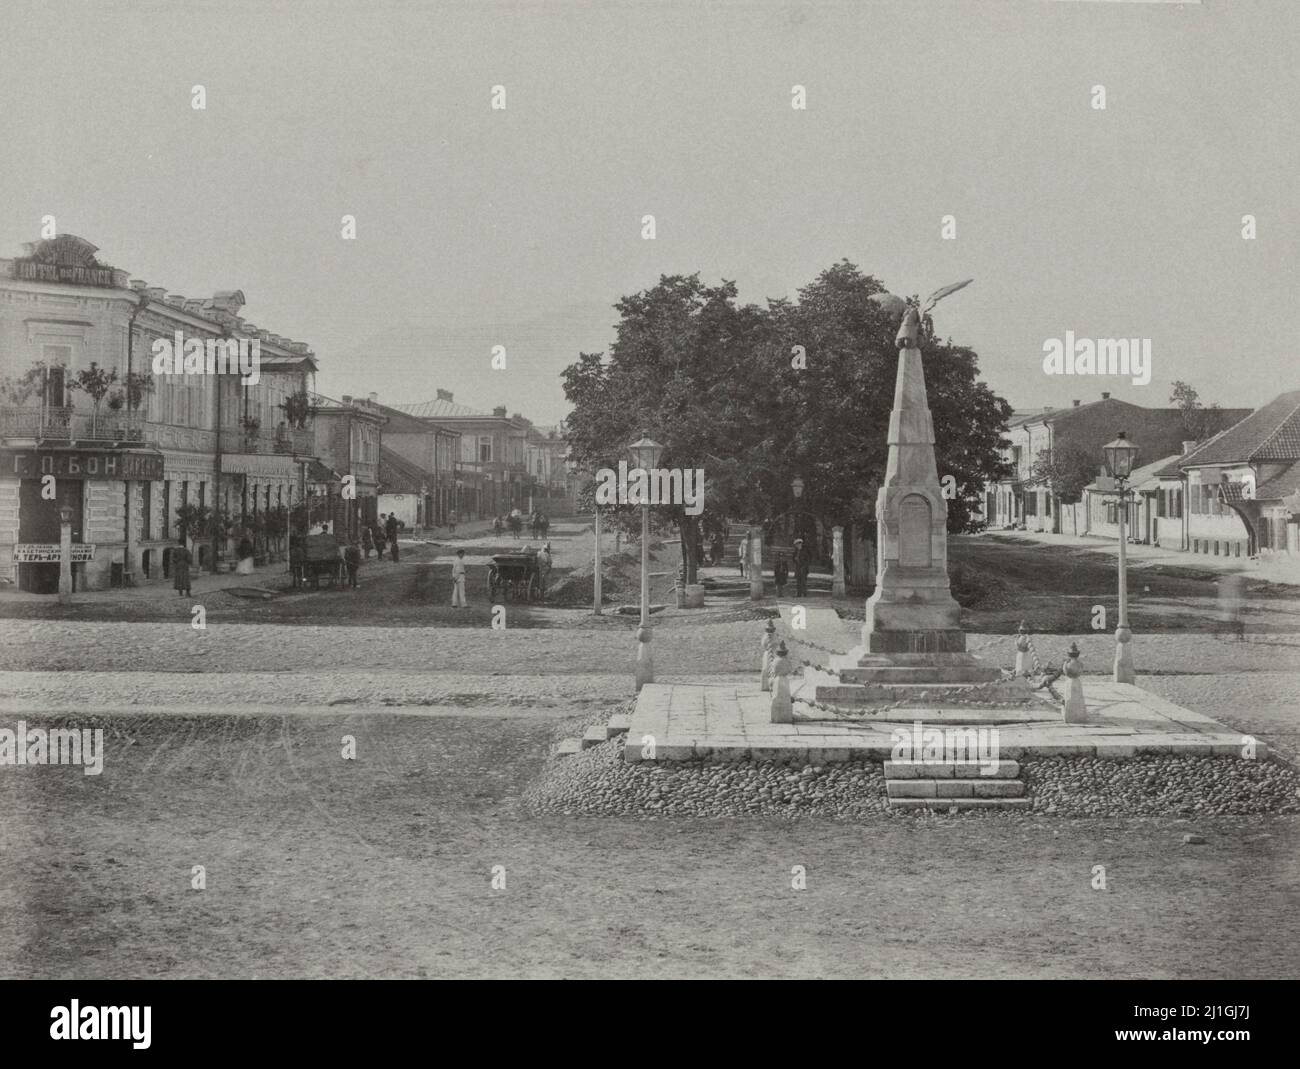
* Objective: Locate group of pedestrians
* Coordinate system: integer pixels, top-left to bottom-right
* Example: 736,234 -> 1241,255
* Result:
358,512 -> 402,564
733,529 -> 811,597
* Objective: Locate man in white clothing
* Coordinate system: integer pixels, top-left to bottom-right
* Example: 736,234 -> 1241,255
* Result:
451,548 -> 468,607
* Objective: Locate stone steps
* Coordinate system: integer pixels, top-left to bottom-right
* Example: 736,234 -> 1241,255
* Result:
885,760 -> 1020,779
562,713 -> 633,757
883,759 -> 1030,809
838,664 -> 1003,684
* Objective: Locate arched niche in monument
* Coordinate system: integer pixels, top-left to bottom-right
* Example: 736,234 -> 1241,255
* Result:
898,494 -> 932,567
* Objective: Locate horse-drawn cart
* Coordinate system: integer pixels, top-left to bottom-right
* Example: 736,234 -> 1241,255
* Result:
488,548 -> 547,602
289,533 -> 342,589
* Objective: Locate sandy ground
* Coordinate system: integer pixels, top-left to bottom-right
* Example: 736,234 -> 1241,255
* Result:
2,711 -> 1296,980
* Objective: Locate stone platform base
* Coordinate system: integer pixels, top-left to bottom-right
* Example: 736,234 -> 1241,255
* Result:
626,678 -> 1260,764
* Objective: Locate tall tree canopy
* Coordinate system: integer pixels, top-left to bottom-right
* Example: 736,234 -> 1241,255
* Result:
561,262 -> 1013,582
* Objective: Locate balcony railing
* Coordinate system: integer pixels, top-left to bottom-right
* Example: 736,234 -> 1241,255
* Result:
1,405 -> 147,443
220,424 -> 317,457
274,426 -> 316,455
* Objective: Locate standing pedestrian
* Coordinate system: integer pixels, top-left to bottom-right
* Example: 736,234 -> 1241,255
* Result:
344,540 -> 361,589
173,541 -> 192,598
361,525 -> 373,560
738,531 -> 749,578
236,528 -> 255,575
793,537 -> 809,597
373,519 -> 386,561
386,512 -> 400,562
493,515 -> 502,537
451,548 -> 467,607
710,532 -> 723,568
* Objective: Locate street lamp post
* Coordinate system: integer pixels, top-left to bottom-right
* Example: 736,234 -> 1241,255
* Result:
566,450 -> 602,615
629,435 -> 664,690
1103,431 -> 1140,684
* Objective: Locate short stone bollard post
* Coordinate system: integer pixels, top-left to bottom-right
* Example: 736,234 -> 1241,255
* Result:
770,640 -> 793,723
1062,641 -> 1087,723
634,625 -> 654,692
760,619 -> 776,692
1113,624 -> 1135,685
1015,621 -> 1031,677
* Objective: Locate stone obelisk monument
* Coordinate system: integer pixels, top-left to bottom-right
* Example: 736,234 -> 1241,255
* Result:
850,290 -> 997,684
863,303 -> 964,651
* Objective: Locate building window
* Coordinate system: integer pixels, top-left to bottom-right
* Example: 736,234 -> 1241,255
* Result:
479,436 -> 492,463
1025,494 -> 1037,517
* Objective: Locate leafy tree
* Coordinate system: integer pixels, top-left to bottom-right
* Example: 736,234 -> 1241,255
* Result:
562,264 -> 1014,583
174,502 -> 213,545
1170,380 -> 1227,442
1026,445 -> 1097,506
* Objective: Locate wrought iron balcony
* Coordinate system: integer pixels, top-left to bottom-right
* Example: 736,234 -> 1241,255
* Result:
1,405 -> 147,443
273,426 -> 316,455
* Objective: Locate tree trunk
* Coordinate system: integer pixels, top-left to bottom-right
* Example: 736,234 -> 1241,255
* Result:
678,518 -> 700,585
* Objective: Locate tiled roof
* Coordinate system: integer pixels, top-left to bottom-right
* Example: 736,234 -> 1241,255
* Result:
1254,460 -> 1300,501
1179,390 -> 1300,465
396,397 -> 484,419
378,446 -> 432,494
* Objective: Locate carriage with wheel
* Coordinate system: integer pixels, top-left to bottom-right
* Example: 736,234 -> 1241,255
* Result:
488,548 -> 547,602
289,533 -> 342,589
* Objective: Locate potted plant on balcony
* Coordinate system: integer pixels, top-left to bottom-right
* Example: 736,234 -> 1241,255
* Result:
239,415 -> 261,450
121,371 -> 154,441
70,362 -> 119,439
106,389 -> 127,438
279,388 -> 312,430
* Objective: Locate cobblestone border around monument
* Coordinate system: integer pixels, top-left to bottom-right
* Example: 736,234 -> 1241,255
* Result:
527,732 -> 1300,820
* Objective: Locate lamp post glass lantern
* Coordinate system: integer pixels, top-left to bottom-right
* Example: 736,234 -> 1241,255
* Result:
791,475 -> 804,500
1102,432 -> 1139,481
1102,431 -> 1139,684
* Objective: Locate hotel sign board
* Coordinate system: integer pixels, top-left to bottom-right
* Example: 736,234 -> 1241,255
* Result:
14,544 -> 95,563
1,449 -> 164,481
11,260 -> 117,287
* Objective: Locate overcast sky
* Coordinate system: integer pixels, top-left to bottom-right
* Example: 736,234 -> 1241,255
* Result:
2,0 -> 1295,425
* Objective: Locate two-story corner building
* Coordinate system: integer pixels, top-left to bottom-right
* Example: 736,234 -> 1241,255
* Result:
526,422 -> 572,509
373,398 -> 460,527
1175,389 -> 1300,559
983,392 -> 1226,537
307,392 -> 385,539
395,397 -> 532,519
0,235 -> 318,592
